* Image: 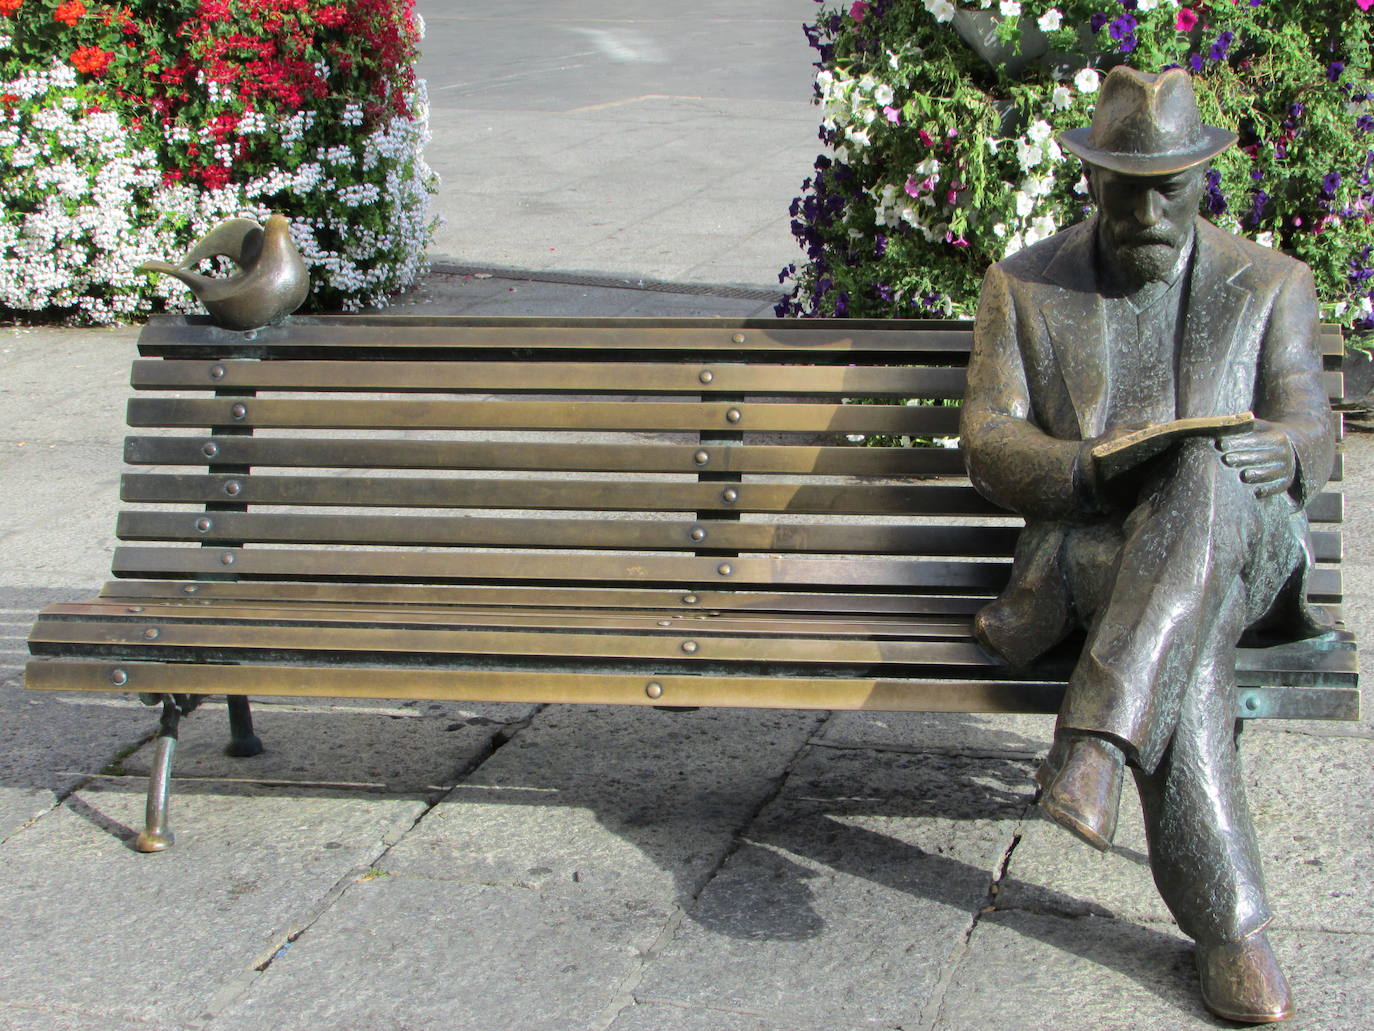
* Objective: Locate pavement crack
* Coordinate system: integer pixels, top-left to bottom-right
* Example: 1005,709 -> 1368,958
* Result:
915,812 -> 1029,1031
592,710 -> 832,1031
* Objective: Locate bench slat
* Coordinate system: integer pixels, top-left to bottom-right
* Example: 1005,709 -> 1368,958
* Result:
97,580 -> 996,615
130,359 -> 971,398
109,546 -> 1014,590
25,658 -> 1361,719
119,473 -> 1003,515
115,511 -> 1027,556
125,398 -> 964,435
123,436 -> 970,476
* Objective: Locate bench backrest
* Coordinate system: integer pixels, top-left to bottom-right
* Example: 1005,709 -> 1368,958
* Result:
114,315 -> 1345,619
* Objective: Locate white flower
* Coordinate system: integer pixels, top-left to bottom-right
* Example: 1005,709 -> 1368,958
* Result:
1255,232 -> 1275,248
873,83 -> 894,106
1015,139 -> 1043,170
1137,0 -> 1158,9
1004,232 -> 1027,257
1073,175 -> 1090,196
924,0 -> 956,22
1334,301 -> 1350,317
1027,119 -> 1053,143
1051,85 -> 1073,110
999,0 -> 1022,16
848,127 -> 871,148
1014,190 -> 1034,217
992,222 -> 1008,238
1074,68 -> 1101,94
1037,9 -> 1063,31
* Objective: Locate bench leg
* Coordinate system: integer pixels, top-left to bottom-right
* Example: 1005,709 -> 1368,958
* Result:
135,697 -> 181,853
225,695 -> 264,757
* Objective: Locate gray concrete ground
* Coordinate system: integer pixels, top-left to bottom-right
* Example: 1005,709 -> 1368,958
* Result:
1,3 -> 1371,1029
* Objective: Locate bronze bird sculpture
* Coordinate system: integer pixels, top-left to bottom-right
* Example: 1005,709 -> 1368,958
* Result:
137,213 -> 310,330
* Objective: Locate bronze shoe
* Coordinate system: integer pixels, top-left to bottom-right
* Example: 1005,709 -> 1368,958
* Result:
1037,734 -> 1123,852
1195,931 -> 1295,1024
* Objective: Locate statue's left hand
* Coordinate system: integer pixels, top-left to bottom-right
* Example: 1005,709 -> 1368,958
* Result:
1216,419 -> 1297,497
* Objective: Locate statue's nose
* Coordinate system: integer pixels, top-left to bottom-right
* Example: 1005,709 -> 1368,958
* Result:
1136,190 -> 1163,226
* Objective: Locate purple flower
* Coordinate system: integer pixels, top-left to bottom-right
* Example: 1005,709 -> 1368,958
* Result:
873,283 -> 894,302
874,234 -> 889,257
1188,53 -> 1204,73
1203,169 -> 1227,215
833,291 -> 850,317
1090,12 -> 1109,32
1120,0 -> 1138,8
1357,114 -> 1374,134
1323,171 -> 1342,197
1250,168 -> 1264,181
1109,14 -> 1137,39
1328,61 -> 1345,82
1247,189 -> 1270,228
1209,30 -> 1234,62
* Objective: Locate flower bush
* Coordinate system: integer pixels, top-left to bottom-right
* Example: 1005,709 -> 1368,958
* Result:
1,0 -> 437,323
778,0 -> 1374,339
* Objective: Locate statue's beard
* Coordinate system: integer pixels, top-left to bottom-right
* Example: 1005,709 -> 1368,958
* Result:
1110,239 -> 1180,286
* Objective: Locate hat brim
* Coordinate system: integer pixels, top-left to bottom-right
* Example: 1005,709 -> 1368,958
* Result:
1059,125 -> 1237,176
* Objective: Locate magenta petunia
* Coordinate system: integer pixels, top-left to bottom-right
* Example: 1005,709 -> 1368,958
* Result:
883,105 -> 901,123
1175,7 -> 1198,30
849,1 -> 870,21
1358,0 -> 1374,11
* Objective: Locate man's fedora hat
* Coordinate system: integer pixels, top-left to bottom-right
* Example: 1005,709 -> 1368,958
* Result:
1060,66 -> 1236,176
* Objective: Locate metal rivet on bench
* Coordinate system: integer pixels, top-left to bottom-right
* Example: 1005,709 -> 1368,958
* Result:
209,365 -> 226,380
717,563 -> 733,576
224,481 -> 241,496
699,370 -> 714,384
230,403 -> 248,420
144,628 -> 160,640
1245,695 -> 1259,712
126,606 -> 143,613
693,450 -> 710,466
220,553 -> 236,566
196,518 -> 213,533
690,527 -> 707,542
725,408 -> 741,423
682,594 -> 699,605
202,442 -> 220,458
681,640 -> 698,654
657,619 -> 671,627
721,488 -> 738,503
731,333 -> 746,344
645,681 -> 663,699
110,669 -> 128,686
184,584 -> 199,594
242,330 -> 257,341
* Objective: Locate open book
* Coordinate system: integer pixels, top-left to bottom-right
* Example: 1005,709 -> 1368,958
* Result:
1090,412 -> 1254,481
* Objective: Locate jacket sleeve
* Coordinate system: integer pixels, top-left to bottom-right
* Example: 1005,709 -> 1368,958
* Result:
960,261 -> 1097,522
1257,260 -> 1335,508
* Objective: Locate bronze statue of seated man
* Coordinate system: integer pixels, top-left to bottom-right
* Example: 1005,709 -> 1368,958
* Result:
961,65 -> 1335,1025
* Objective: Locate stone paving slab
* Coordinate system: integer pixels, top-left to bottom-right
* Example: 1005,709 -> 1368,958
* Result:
996,728 -> 1374,936
204,874 -> 673,1031
383,705 -> 824,904
0,780 -> 427,1028
630,744 -> 1032,1028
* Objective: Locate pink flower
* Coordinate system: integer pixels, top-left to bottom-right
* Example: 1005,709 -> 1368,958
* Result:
1175,7 -> 1199,30
946,188 -> 959,205
918,129 -> 934,146
850,1 -> 870,20
883,105 -> 901,124
904,174 -> 922,197
1359,0 -> 1374,10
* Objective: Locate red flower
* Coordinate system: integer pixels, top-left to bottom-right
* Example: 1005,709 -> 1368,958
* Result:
53,0 -> 86,26
0,0 -> 23,15
70,45 -> 113,75
317,4 -> 348,27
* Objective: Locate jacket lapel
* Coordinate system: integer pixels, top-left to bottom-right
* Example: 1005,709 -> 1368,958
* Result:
1178,219 -> 1253,417
1042,218 -> 1110,438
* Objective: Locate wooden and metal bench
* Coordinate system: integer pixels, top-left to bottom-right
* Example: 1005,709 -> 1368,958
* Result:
23,314 -> 1360,851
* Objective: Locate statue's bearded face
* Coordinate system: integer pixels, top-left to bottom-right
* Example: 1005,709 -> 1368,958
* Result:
1089,166 -> 1207,286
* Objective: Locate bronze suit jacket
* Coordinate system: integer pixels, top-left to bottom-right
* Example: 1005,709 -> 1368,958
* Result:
961,213 -> 1335,664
